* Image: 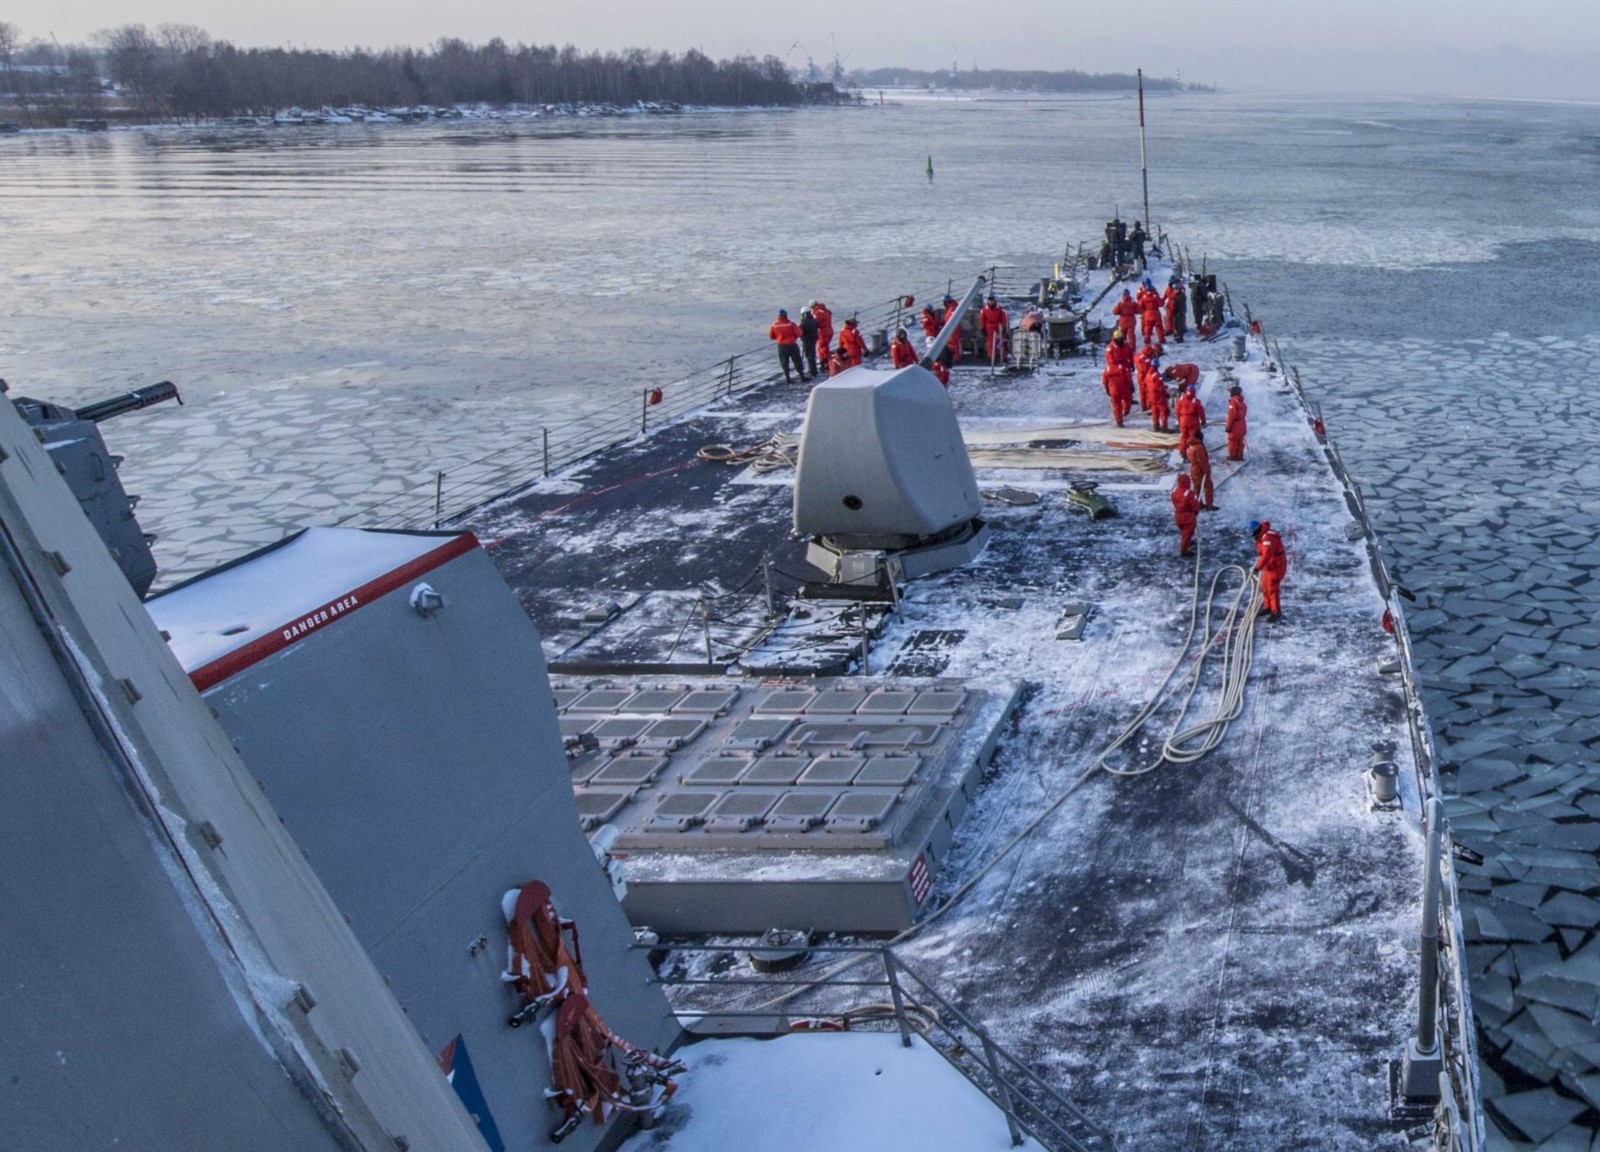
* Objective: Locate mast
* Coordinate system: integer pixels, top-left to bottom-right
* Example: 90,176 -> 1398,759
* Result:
1137,68 -> 1150,234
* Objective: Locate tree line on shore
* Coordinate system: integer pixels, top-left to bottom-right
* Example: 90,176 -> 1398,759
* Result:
0,23 -> 802,126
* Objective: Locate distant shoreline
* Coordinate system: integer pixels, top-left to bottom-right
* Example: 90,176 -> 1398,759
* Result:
0,90 -> 1216,135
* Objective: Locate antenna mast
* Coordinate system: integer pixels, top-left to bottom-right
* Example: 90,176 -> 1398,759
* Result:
1137,68 -> 1150,233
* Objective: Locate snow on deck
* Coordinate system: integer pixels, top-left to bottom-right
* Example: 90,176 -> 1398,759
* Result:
619,1032 -> 1036,1152
472,257 -> 1447,1150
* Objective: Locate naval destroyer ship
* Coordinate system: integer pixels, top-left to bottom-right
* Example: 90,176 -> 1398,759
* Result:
3,239 -> 1481,1150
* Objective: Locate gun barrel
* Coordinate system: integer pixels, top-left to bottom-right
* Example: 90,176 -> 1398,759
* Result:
73,381 -> 182,424
918,276 -> 988,370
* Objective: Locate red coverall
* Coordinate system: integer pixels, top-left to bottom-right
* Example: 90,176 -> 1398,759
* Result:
889,334 -> 918,368
1254,522 -> 1287,616
1163,363 -> 1200,389
1226,393 -> 1248,461
1172,475 -> 1200,556
839,323 -> 866,367
768,317 -> 805,381
1138,288 -> 1163,344
1187,440 -> 1216,509
812,303 -> 834,347
1176,390 -> 1207,454
1149,375 -> 1170,432
919,307 -> 941,340
930,359 -> 950,387
827,348 -> 851,377
1104,365 -> 1134,426
1134,346 -> 1161,410
813,302 -> 835,366
1112,293 -> 1138,341
979,303 -> 1009,362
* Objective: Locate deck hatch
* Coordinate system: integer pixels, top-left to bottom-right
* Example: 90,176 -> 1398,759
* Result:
824,790 -> 900,832
742,752 -> 809,786
575,789 -> 632,831
799,754 -> 867,785
909,689 -> 968,716
858,752 -> 920,787
705,791 -> 780,832
858,688 -> 918,715
591,717 -> 653,747
685,755 -> 751,785
570,688 -> 636,712
645,792 -> 719,832
754,688 -> 817,713
764,791 -> 837,831
674,688 -> 741,714
806,688 -> 872,714
639,717 -> 707,750
622,688 -> 689,713
724,717 -> 794,750
590,753 -> 669,786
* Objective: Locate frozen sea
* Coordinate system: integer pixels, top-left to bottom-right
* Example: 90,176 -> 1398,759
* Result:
5,90 -> 1600,1147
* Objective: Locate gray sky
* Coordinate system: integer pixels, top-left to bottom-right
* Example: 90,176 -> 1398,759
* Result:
8,0 -> 1600,100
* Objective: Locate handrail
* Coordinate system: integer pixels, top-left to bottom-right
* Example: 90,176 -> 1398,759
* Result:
1240,294 -> 1482,1152
329,265 -> 1054,533
647,941 -> 1116,1152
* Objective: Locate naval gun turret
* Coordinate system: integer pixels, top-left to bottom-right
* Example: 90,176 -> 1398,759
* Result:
4,379 -> 180,598
793,278 -> 990,588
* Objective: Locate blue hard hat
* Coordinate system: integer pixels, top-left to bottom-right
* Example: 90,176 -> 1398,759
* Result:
778,309 -> 788,318
1248,520 -> 1262,535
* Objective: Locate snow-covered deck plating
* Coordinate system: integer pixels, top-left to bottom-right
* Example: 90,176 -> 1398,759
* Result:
470,254 -> 1477,1151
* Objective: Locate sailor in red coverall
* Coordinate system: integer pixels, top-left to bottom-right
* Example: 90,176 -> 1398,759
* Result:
811,300 -> 834,368
1225,384 -> 1248,461
827,345 -> 852,377
1112,290 -> 1139,344
940,295 -> 963,364
767,309 -> 807,383
1137,280 -> 1164,345
930,359 -> 950,387
1176,384 -> 1207,454
1103,334 -> 1135,427
1134,344 -> 1162,411
1149,365 -> 1171,432
889,328 -> 918,369
1172,474 -> 1201,556
979,296 -> 1009,364
919,304 -> 942,347
838,318 -> 866,367
1163,362 -> 1200,390
1187,435 -> 1216,510
1251,519 -> 1287,620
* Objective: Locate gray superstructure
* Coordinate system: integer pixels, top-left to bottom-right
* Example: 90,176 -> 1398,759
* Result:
0,394 -> 491,1151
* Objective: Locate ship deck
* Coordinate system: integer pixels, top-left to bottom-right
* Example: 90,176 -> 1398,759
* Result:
470,259 -> 1438,1151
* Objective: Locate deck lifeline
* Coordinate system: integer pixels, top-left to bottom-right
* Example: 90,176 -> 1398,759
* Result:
469,258 -> 1455,1151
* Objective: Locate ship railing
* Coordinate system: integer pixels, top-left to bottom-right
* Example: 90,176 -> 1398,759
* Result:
646,941 -> 1116,1152
334,278 -> 998,533
1238,300 -> 1483,1152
